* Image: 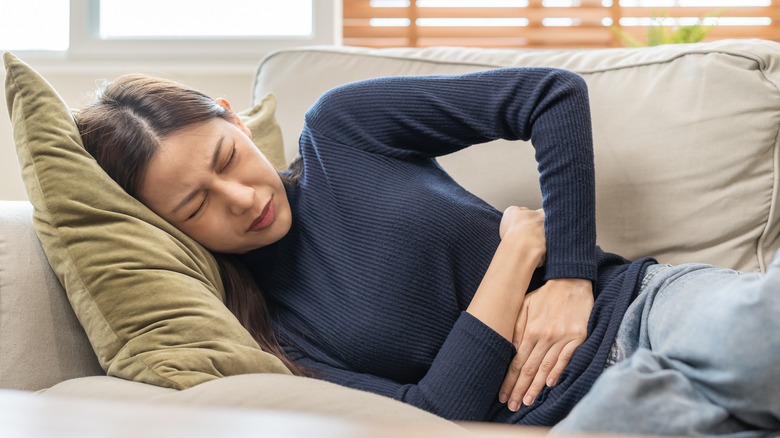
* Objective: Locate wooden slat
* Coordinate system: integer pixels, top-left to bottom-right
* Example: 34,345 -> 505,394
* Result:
344,25 -> 409,39
414,26 -> 606,40
342,38 -> 412,47
344,4 -> 410,19
621,7 -> 780,20
417,7 -> 607,21
415,38 -> 530,48
524,27 -> 613,45
415,38 -> 610,49
620,25 -> 780,41
346,6 -> 611,21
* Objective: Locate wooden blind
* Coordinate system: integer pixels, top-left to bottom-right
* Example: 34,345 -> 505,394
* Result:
342,0 -> 780,49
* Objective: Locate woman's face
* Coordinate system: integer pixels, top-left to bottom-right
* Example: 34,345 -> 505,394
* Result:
139,107 -> 292,254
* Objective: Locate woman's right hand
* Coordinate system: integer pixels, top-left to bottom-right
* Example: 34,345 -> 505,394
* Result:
499,206 -> 546,268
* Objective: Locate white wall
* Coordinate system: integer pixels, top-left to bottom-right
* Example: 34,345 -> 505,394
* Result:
1,60 -> 260,200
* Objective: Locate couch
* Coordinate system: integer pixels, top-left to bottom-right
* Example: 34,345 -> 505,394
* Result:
1,39 -> 779,433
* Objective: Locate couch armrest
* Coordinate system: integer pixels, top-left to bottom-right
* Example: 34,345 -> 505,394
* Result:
0,200 -> 103,391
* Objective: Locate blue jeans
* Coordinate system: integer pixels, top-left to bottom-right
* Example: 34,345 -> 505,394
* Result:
553,252 -> 780,437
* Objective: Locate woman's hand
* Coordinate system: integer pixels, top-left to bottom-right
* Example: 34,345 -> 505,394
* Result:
498,278 -> 593,411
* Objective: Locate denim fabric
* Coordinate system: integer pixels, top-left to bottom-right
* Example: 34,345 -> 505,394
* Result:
604,262 -> 673,369
553,252 -> 780,437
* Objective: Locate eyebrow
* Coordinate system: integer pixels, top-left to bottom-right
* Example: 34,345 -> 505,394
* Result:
170,135 -> 225,216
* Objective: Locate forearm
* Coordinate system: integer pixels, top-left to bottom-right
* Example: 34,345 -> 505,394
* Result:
529,74 -> 596,281
467,231 -> 544,341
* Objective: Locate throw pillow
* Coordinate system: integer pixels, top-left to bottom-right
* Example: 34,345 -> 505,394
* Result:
238,94 -> 287,170
3,52 -> 291,390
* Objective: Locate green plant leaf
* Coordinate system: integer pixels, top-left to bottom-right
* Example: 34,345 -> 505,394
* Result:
612,8 -> 721,47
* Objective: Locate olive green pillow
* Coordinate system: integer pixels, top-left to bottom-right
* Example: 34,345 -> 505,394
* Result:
3,52 -> 291,389
239,94 -> 287,170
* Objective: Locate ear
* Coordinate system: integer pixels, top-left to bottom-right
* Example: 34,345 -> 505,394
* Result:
215,97 -> 252,137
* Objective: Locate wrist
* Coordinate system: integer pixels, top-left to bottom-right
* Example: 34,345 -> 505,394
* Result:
544,278 -> 593,298
502,228 -> 545,268
547,277 -> 591,287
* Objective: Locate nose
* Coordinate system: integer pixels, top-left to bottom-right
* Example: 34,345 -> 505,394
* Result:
221,180 -> 255,215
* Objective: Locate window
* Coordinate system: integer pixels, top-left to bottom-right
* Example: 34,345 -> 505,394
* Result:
343,0 -> 779,48
0,1 -> 69,51
0,0 -> 338,60
98,0 -> 313,38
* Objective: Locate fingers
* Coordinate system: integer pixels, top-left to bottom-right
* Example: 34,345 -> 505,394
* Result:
498,336 -> 535,405
499,301 -> 529,403
547,341 -> 578,388
507,340 -> 563,411
501,338 -> 581,412
498,278 -> 592,412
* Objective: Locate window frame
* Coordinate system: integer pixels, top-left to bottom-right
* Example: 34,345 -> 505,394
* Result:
13,0 -> 341,63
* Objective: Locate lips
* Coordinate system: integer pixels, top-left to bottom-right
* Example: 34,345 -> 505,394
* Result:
247,197 -> 275,232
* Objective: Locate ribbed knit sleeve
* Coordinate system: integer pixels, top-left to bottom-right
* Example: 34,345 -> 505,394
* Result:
291,312 -> 516,421
304,68 -> 596,280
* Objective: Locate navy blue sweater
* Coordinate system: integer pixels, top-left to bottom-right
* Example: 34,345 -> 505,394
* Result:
240,68 -> 654,426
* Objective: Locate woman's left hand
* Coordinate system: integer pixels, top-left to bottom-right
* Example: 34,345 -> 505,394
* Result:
498,278 -> 593,412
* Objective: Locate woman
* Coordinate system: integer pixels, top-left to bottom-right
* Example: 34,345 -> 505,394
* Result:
76,68 -> 780,436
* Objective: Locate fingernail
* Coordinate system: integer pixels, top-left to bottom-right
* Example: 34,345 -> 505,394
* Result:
523,395 -> 535,406
498,393 -> 508,404
508,400 -> 519,412
547,377 -> 557,387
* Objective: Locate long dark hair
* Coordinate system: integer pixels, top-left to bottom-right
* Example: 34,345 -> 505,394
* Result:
75,74 -> 306,376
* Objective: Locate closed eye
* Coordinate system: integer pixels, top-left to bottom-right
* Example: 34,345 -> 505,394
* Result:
185,143 -> 235,221
220,144 -> 236,172
187,195 -> 208,220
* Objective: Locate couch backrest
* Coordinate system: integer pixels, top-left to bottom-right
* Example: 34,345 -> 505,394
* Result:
253,40 -> 780,272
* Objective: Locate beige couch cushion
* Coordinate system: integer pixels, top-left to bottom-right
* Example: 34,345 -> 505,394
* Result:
253,40 -> 780,272
43,374 -> 456,427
